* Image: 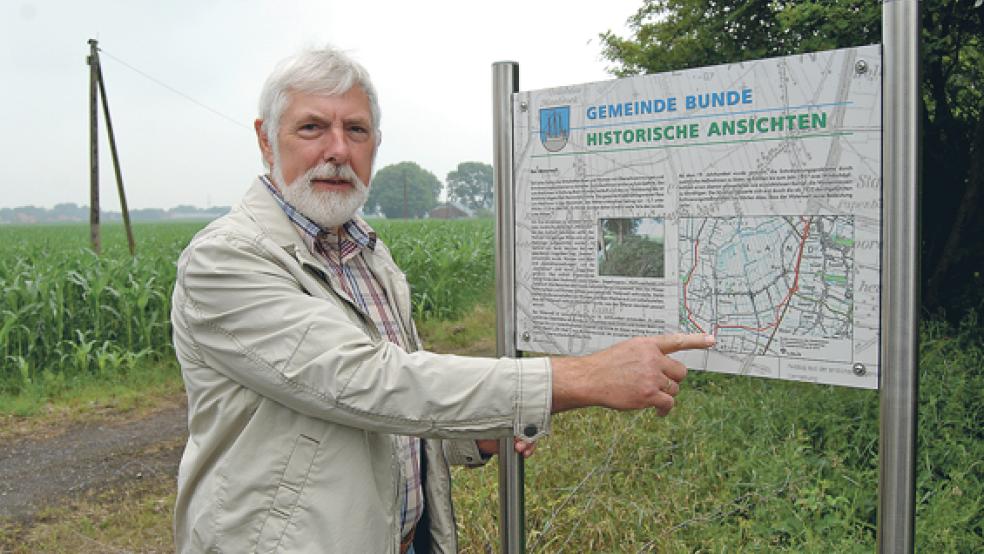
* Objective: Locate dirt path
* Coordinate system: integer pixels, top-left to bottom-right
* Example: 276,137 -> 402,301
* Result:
0,399 -> 188,520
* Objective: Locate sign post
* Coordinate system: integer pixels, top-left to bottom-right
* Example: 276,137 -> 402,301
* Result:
493,60 -> 525,554
879,1 -> 920,552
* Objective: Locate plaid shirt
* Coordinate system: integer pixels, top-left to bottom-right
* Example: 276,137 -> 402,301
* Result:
261,176 -> 423,539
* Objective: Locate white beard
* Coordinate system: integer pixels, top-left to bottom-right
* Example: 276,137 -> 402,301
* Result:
273,160 -> 369,229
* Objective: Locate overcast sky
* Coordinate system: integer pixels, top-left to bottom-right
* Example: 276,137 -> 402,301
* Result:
1,0 -> 642,209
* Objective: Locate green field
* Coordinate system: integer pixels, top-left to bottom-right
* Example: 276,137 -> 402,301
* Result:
0,223 -> 192,404
0,219 -> 493,400
0,220 -> 981,551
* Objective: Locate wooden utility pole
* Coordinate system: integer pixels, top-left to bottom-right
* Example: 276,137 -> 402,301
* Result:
96,53 -> 135,255
86,39 -> 136,255
87,39 -> 100,254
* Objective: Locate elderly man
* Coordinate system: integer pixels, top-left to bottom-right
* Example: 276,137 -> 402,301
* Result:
171,45 -> 714,553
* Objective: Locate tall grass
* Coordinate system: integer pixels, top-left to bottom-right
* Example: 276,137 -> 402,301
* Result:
451,312 -> 984,552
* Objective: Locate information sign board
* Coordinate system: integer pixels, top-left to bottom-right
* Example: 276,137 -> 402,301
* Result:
513,45 -> 881,388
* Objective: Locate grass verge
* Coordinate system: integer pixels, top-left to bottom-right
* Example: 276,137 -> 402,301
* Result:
417,298 -> 497,357
0,474 -> 176,553
0,360 -> 185,443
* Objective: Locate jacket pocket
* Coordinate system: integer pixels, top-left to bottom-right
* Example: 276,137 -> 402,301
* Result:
253,433 -> 320,552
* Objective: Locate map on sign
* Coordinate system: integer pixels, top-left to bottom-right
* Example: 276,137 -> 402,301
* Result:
679,215 -> 854,356
511,45 -> 881,389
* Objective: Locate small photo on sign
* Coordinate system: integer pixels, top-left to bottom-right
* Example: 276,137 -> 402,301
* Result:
597,217 -> 666,278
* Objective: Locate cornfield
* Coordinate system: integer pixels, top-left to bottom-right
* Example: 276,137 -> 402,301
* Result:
377,218 -> 495,321
0,218 -> 495,395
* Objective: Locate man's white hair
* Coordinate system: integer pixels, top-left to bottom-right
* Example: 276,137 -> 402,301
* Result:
257,46 -> 381,168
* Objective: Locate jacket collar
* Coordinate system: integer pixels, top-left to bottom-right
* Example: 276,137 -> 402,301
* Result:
237,178 -> 419,349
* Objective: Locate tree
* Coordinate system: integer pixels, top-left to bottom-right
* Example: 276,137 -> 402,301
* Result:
601,0 -> 984,317
601,218 -> 641,252
367,161 -> 441,219
599,218 -> 663,277
446,162 -> 494,212
920,0 -> 984,312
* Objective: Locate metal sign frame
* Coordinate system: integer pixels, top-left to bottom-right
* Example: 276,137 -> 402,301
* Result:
492,2 -> 919,551
492,61 -> 524,554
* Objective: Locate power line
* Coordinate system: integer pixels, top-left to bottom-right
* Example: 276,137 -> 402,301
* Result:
97,47 -> 251,131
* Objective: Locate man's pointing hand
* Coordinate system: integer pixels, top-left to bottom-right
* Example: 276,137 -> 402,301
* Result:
550,333 -> 715,415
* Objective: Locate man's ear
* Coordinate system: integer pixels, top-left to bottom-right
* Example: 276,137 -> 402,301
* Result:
255,119 -> 274,168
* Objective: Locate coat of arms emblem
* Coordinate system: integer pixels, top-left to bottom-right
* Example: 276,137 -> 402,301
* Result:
539,106 -> 570,152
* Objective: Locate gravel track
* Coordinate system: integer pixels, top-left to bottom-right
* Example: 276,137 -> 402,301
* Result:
0,400 -> 187,520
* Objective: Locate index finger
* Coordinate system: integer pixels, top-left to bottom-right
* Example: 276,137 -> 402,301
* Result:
651,333 -> 716,354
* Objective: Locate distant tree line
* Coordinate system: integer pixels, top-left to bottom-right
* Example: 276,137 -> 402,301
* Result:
0,203 -> 231,225
2,160 -> 497,224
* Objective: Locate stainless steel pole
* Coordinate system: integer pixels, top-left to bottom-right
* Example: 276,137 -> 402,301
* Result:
492,61 -> 524,554
879,1 -> 920,552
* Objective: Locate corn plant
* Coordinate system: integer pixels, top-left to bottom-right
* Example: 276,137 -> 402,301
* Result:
0,222 -> 197,394
374,218 -> 495,320
0,218 -> 497,394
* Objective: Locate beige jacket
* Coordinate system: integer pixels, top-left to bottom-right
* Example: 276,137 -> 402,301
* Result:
171,180 -> 551,553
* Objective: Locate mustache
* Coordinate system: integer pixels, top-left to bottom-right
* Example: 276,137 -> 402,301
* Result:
303,162 -> 362,184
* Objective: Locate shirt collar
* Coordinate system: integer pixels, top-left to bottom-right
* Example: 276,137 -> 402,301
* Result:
260,174 -> 377,252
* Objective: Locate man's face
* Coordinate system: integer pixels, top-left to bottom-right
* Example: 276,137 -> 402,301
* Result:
255,87 -> 377,226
